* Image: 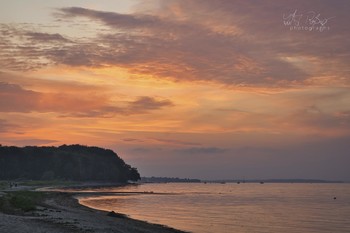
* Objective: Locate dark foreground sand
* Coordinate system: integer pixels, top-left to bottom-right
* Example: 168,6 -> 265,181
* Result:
0,191 -> 188,233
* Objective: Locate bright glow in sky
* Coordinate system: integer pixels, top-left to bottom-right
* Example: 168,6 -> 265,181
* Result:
1,0 -> 350,180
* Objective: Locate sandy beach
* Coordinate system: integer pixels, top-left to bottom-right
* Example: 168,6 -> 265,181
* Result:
0,190 -> 187,233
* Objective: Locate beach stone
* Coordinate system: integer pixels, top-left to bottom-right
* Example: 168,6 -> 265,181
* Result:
107,211 -> 127,218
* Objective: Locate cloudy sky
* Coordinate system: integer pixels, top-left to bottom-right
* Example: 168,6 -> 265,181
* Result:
1,0 -> 349,180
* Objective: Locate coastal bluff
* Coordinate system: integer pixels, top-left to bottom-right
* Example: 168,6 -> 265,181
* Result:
0,144 -> 140,182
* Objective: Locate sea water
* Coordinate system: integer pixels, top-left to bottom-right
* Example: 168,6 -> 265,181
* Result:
78,183 -> 350,233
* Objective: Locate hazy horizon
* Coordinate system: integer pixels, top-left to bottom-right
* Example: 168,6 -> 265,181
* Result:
1,0 -> 349,181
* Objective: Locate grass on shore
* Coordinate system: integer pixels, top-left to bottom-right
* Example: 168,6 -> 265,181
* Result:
18,180 -> 78,187
0,180 -> 78,188
0,181 -> 7,190
0,191 -> 46,213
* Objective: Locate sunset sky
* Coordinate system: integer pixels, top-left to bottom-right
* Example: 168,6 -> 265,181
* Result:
1,0 -> 349,180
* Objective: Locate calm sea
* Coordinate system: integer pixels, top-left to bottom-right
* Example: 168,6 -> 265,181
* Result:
77,183 -> 350,233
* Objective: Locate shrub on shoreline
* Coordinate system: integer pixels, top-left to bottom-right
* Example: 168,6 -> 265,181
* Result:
0,191 -> 45,213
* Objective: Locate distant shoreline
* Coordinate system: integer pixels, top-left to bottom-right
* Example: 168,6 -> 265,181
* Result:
140,176 -> 346,184
201,179 -> 346,184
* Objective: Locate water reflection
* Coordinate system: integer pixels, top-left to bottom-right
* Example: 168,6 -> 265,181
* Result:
79,183 -> 350,233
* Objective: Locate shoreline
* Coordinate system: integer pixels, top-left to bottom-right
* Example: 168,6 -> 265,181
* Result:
0,189 -> 188,233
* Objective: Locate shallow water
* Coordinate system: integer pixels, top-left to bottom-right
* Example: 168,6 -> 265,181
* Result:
78,183 -> 350,233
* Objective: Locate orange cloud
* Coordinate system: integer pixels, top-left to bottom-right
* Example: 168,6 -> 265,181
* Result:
0,81 -> 173,117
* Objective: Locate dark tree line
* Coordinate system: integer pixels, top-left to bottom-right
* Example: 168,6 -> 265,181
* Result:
0,144 -> 140,182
